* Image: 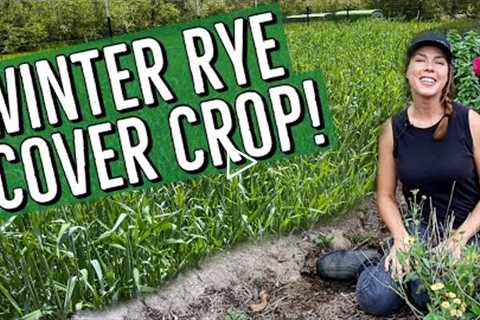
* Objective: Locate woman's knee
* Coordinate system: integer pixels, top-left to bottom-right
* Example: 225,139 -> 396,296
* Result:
356,264 -> 404,316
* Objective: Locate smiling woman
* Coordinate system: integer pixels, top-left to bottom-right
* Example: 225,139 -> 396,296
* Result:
355,31 -> 480,316
407,47 -> 449,107
404,35 -> 454,140
316,31 -> 480,317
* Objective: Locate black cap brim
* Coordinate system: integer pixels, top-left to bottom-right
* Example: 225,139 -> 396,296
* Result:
407,32 -> 453,63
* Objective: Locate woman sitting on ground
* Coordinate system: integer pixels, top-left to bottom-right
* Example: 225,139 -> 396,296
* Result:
317,31 -> 480,317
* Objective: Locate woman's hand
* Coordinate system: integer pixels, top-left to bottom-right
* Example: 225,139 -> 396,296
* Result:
384,235 -> 414,280
434,233 -> 466,262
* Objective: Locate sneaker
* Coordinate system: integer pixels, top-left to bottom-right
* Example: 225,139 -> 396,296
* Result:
316,249 -> 381,281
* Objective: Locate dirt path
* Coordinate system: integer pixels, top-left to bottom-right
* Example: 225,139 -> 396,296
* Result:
73,198 -> 417,320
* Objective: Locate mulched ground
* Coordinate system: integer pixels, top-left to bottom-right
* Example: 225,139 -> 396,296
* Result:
74,196 -> 420,320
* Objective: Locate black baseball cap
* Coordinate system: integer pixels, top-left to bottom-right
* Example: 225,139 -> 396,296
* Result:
407,31 -> 453,63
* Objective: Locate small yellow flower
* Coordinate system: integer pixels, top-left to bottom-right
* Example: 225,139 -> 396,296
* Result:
441,301 -> 450,309
449,309 -> 462,317
431,282 -> 445,291
460,302 -> 467,312
403,235 -> 415,246
453,298 -> 461,305
446,292 -> 456,299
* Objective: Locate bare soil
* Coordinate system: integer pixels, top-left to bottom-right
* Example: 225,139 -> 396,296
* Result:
73,197 -> 417,320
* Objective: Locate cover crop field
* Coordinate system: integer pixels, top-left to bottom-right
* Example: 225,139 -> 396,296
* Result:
1,18 -> 477,319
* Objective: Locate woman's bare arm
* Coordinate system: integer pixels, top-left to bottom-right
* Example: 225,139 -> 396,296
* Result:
450,110 -> 480,244
377,119 -> 411,277
376,119 -> 408,241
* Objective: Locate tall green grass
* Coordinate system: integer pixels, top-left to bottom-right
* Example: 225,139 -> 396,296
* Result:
0,19 -> 439,319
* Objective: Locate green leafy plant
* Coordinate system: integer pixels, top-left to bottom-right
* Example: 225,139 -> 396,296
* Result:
225,308 -> 251,320
401,238 -> 480,319
392,192 -> 480,319
314,233 -> 334,248
449,30 -> 480,109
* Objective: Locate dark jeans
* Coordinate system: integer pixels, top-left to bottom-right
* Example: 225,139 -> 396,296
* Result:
356,223 -> 480,316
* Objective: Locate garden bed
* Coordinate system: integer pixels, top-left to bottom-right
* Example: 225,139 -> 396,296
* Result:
73,196 -> 417,320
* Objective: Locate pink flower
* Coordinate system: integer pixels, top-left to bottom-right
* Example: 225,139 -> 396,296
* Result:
473,57 -> 480,77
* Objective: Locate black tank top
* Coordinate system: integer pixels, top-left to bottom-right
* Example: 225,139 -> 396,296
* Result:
392,102 -> 480,228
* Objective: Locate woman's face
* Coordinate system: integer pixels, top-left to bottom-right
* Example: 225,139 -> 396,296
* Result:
406,46 -> 449,100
